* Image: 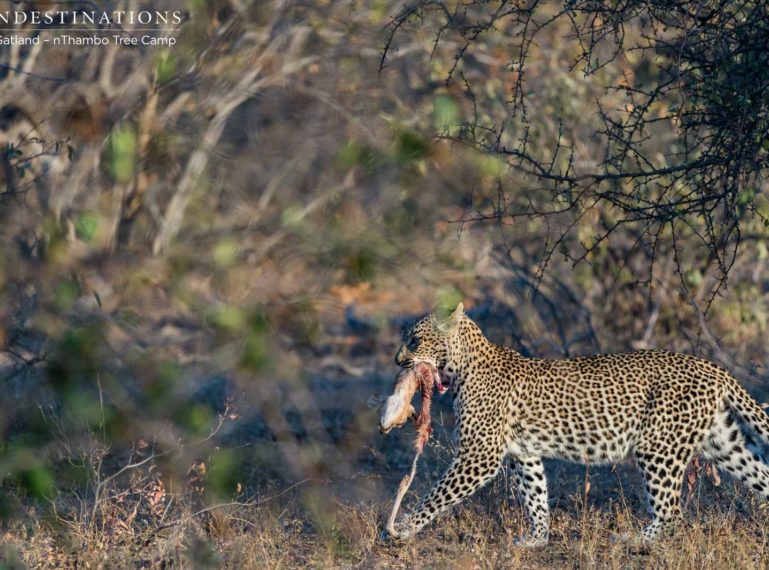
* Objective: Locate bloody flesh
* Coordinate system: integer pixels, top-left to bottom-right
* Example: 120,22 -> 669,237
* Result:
412,362 -> 434,453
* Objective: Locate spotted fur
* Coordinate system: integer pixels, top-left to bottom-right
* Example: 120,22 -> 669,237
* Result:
387,303 -> 769,545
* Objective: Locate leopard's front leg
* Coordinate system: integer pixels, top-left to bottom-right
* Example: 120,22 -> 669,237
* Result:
388,449 -> 503,540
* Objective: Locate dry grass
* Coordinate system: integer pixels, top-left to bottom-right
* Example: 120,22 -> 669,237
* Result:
3,477 -> 769,569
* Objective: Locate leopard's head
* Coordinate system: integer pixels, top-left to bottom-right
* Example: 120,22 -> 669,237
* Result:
394,303 -> 464,394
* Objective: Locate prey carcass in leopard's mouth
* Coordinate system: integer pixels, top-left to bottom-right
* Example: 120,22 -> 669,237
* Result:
377,362 -> 451,451
374,361 -> 452,538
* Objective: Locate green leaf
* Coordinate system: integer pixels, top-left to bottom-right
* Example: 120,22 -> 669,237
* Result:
187,0 -> 206,16
154,50 -> 176,84
436,285 -> 463,317
20,465 -> 54,499
54,278 -> 80,311
684,270 -> 703,287
213,239 -> 238,267
75,211 -> 99,243
280,205 -> 304,230
241,331 -> 268,371
336,141 -> 377,173
395,129 -> 430,165
433,95 -> 459,131
108,124 -> 137,183
178,404 -> 211,436
212,305 -> 246,332
208,448 -> 240,497
478,154 -> 505,177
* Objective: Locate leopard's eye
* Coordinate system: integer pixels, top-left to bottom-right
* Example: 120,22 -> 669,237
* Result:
407,336 -> 420,351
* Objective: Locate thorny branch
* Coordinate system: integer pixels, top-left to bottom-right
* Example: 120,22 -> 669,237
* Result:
382,0 -> 769,304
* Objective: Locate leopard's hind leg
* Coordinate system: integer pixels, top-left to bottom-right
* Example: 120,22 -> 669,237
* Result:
634,447 -> 692,540
634,418 -> 718,539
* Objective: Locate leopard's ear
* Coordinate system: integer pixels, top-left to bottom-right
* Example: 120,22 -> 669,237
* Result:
437,302 -> 464,333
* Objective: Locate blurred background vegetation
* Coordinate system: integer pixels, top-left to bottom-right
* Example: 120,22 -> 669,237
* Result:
1,0 -> 768,566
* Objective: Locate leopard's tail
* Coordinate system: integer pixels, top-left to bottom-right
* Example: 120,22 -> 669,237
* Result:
725,379 -> 769,443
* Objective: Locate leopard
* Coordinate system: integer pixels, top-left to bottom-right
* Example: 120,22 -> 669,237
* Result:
385,302 -> 769,545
